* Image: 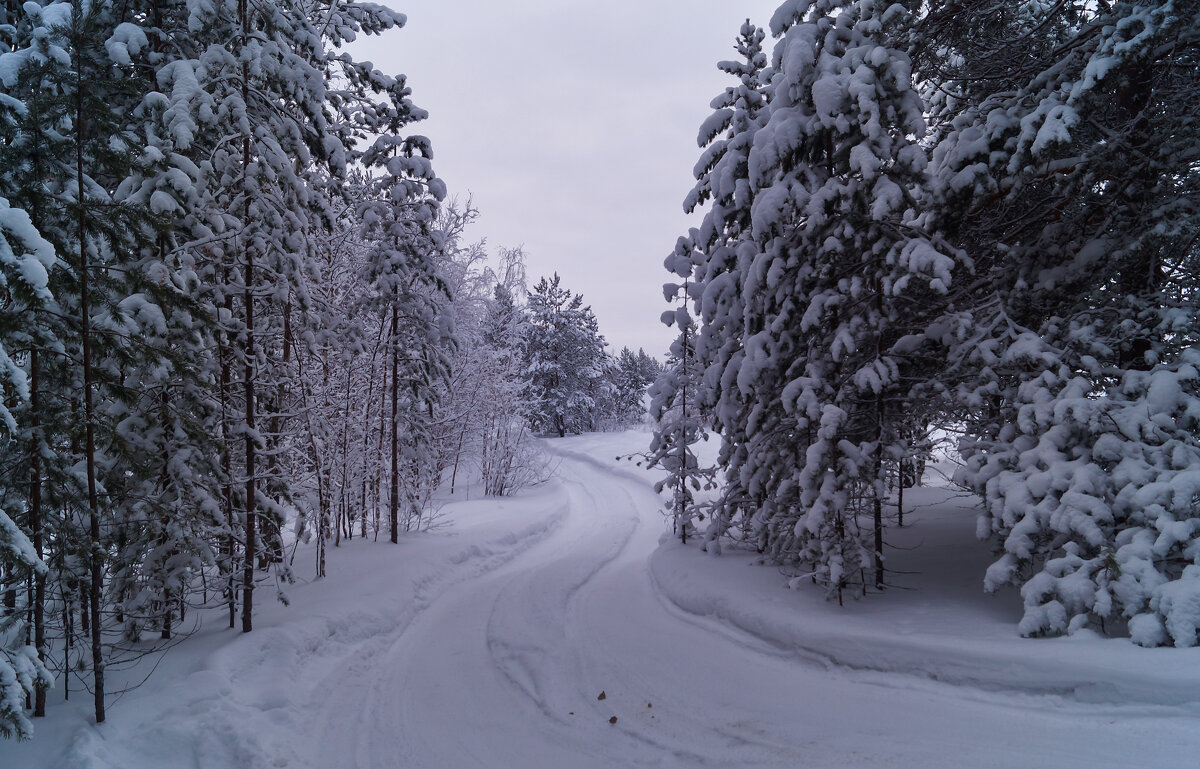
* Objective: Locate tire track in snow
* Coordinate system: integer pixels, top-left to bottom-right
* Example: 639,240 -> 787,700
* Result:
484,470 -> 640,715
543,456 -> 808,767
305,503 -> 572,769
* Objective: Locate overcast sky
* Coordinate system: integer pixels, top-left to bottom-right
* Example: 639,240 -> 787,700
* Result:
353,1 -> 781,356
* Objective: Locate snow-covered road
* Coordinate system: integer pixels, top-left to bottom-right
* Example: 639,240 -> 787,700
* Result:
299,441 -> 1200,769
6,432 -> 1199,769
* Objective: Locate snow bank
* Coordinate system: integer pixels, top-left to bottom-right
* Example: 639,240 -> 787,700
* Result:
649,486 -> 1200,706
0,483 -> 569,769
558,432 -> 1200,707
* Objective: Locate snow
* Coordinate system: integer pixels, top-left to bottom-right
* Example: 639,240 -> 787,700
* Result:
104,23 -> 147,67
0,50 -> 24,89
1029,103 -> 1078,157
0,197 -> 55,287
0,509 -> 44,574
4,431 -> 1199,767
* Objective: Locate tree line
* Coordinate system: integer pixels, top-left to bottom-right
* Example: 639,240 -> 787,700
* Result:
653,0 -> 1199,646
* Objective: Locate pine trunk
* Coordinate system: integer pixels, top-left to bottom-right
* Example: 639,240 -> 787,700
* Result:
219,278 -> 236,629
873,290 -> 886,591
241,227 -> 256,633
29,350 -> 45,717
239,0 -> 256,633
375,363 -> 386,541
390,299 -> 400,544
77,83 -> 106,724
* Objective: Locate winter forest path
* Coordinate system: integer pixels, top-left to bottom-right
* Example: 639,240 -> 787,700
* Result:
305,437 -> 1200,769
5,433 -> 1199,769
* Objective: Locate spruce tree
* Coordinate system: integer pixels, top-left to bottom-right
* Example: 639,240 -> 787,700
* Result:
647,286 -> 712,545
682,0 -> 963,599
0,196 -> 54,737
523,274 -> 609,437
666,19 -> 770,542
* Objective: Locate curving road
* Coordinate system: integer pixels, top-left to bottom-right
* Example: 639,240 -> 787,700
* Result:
298,444 -> 1197,769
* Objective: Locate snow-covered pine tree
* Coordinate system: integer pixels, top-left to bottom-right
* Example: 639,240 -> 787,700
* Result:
357,131 -> 451,542
634,348 -> 663,388
0,196 -> 54,736
310,0 -> 448,543
0,501 -> 50,739
0,0 -> 187,722
0,4 -> 84,722
716,0 -> 960,599
523,274 -> 609,437
64,0 -> 232,652
482,282 -> 525,352
921,0 -> 1200,644
609,346 -> 652,427
664,19 -> 771,542
0,0 -> 456,739
0,198 -> 51,449
647,285 -> 713,545
158,0 -> 416,621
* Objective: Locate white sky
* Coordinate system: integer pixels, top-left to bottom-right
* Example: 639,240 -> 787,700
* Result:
353,1 -> 781,356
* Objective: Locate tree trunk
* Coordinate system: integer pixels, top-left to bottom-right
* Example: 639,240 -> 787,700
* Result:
29,351 -> 45,717
390,300 -> 400,544
62,590 -> 71,701
219,273 -> 237,629
679,316 -> 689,544
872,285 -> 886,592
359,361 -> 374,540
375,361 -> 386,541
239,0 -> 256,633
77,82 -> 106,724
339,357 -> 352,541
241,229 -> 256,634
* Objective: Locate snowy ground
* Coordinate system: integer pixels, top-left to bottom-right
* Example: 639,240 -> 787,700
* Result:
4,430 -> 1199,768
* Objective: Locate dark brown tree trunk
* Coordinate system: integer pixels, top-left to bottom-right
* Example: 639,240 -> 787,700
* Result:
29,350 -> 46,716
872,287 -> 886,592
357,352 -> 376,540
679,315 -> 689,544
62,592 -> 71,701
240,0 -> 256,632
375,363 -> 386,541
241,234 -> 256,634
77,81 -> 105,724
873,491 -> 885,590
339,362 -> 352,541
220,273 -> 236,629
390,300 -> 400,544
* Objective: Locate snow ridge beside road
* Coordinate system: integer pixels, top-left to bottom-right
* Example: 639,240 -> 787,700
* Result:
651,544 -> 1200,707
52,486 -> 571,769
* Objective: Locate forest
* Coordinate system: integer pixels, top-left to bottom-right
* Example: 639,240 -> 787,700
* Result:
0,0 -> 662,739
0,0 -> 1197,758
650,0 -> 1199,643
